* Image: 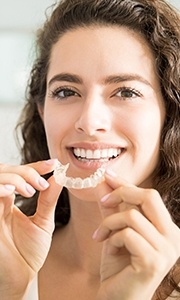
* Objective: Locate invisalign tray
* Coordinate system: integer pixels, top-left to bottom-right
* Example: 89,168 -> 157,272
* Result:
54,160 -> 106,189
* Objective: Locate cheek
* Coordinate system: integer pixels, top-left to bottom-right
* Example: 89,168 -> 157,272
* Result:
43,103 -> 78,157
43,106 -> 64,153
44,104 -> 68,136
112,109 -> 163,186
118,106 -> 164,172
124,105 -> 164,145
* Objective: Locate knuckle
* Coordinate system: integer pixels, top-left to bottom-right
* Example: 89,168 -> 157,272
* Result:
142,248 -> 175,277
19,165 -> 38,179
122,227 -> 134,239
164,242 -> 180,266
144,188 -> 160,201
142,189 -> 161,208
104,214 -> 113,225
140,252 -> 165,275
19,165 -> 34,174
154,256 -> 167,273
9,173 -> 26,186
126,208 -> 139,223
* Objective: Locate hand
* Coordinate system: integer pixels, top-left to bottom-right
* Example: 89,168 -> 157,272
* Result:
0,160 -> 62,299
94,170 -> 180,300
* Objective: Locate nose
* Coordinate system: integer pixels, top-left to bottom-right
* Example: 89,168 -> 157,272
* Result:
75,96 -> 111,136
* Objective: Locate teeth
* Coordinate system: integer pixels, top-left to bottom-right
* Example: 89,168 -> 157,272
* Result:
81,149 -> 86,158
86,150 -> 93,159
101,149 -> 108,158
93,149 -> 101,159
73,148 -> 121,160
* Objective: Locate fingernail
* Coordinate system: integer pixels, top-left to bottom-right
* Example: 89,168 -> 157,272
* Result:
38,176 -> 49,189
105,168 -> 117,178
101,193 -> 110,203
45,158 -> 58,165
26,183 -> 36,195
4,184 -> 15,191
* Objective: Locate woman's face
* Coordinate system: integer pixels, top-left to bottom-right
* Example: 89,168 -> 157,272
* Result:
42,26 -> 165,190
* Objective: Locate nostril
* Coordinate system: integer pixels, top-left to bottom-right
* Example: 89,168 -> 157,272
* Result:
75,122 -> 110,136
74,105 -> 111,136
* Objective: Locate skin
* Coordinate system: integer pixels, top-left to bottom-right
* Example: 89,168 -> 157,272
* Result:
0,26 -> 179,300
42,26 -> 165,201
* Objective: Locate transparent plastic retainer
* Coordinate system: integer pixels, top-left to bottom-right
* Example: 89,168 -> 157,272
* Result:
54,161 -> 106,189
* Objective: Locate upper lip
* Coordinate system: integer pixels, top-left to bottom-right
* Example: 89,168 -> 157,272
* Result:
67,142 -> 125,150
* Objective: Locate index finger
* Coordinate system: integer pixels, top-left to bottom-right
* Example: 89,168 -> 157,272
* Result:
0,159 -> 58,192
101,185 -> 172,235
0,159 -> 58,177
101,169 -> 173,234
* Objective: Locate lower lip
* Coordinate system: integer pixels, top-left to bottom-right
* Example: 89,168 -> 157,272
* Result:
68,149 -> 122,171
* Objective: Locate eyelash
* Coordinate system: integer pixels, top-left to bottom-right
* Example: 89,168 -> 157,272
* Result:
49,86 -> 80,100
49,86 -> 142,101
112,86 -> 142,99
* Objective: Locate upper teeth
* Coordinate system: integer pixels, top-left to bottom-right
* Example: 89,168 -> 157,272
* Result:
73,148 -> 121,159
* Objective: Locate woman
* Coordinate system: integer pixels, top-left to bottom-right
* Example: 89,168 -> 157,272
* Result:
0,0 -> 179,299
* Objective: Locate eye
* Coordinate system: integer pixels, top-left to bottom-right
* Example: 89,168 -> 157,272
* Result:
112,87 -> 142,99
50,87 -> 80,100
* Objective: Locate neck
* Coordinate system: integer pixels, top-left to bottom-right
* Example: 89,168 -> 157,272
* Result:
54,193 -> 103,277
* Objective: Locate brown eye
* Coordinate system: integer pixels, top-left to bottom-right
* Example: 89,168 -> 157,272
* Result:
57,88 -> 76,98
52,87 -> 79,100
114,87 -> 142,99
120,90 -> 135,98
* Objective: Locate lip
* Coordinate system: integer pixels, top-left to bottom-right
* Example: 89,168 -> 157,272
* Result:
67,142 -> 126,171
67,142 -> 125,150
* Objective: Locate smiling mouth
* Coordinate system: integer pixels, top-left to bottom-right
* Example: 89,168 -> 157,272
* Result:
54,147 -> 124,189
72,147 -> 123,162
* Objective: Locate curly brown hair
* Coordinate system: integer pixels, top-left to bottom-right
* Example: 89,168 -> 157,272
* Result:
16,0 -> 180,297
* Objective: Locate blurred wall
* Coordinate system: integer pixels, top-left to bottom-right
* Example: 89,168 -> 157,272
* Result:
0,0 -> 55,163
0,0 -> 179,164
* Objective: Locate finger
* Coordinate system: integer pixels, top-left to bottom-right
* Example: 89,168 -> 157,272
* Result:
108,228 -> 177,275
104,168 -> 133,189
96,168 -> 133,219
96,168 -> 130,206
0,184 -> 15,197
93,209 -> 164,251
27,159 -> 58,175
102,169 -> 172,231
0,159 -> 57,176
32,175 -> 63,234
100,185 -> 172,235
0,190 -> 15,219
0,159 -> 58,194
107,228 -> 159,272
0,173 -> 37,197
95,179 -> 117,218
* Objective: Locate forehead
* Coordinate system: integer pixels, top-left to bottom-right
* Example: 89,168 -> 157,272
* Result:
48,25 -> 158,86
50,25 -> 154,59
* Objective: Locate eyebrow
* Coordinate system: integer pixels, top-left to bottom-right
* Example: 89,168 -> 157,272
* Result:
48,73 -> 83,86
103,74 -> 152,88
48,72 -> 152,88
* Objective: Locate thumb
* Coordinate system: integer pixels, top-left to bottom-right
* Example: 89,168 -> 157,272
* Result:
33,175 -> 63,234
96,168 -> 132,219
